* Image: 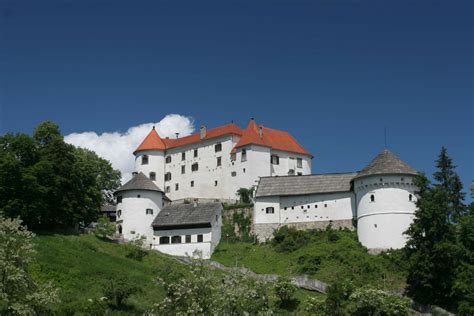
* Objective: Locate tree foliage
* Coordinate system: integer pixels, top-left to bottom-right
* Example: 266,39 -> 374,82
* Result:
94,216 -> 116,239
274,277 -> 296,306
0,216 -> 59,314
236,186 -> 255,204
0,121 -> 121,230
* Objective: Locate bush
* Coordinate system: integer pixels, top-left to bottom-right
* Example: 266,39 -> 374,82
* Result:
348,287 -> 411,315
94,216 -> 115,239
125,236 -> 148,261
274,277 -> 297,306
103,276 -> 141,308
297,254 -> 322,274
272,226 -> 310,252
304,296 -> 326,315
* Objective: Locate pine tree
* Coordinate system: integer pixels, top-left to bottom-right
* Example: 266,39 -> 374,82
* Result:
404,146 -> 466,308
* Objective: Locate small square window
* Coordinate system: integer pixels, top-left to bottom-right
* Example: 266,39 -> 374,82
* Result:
190,181 -> 194,187
241,149 -> 247,162
266,207 -> 275,214
271,155 -> 279,165
192,163 -> 199,172
165,156 -> 171,163
197,234 -> 203,242
141,155 -> 149,165
149,172 -> 156,181
146,208 -> 153,215
185,235 -> 191,243
231,171 -> 236,177
215,143 -> 222,152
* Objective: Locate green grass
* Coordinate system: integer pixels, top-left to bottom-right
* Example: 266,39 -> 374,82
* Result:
212,229 -> 408,292
30,233 -> 324,315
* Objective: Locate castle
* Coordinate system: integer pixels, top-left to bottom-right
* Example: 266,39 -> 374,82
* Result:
114,118 -> 418,258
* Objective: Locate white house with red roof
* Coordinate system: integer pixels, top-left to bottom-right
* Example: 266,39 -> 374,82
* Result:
133,118 -> 312,201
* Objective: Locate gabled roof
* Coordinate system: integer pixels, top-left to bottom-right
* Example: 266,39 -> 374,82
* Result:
152,202 -> 222,230
232,119 -> 312,157
134,127 -> 166,154
114,172 -> 163,194
255,172 -> 358,197
354,149 -> 417,180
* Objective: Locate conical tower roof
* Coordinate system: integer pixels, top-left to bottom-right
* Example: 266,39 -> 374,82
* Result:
115,172 -> 163,193
355,149 -> 417,179
133,127 -> 166,154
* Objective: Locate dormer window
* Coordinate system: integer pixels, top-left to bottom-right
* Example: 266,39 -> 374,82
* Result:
165,156 -> 171,163
241,149 -> 247,162
271,155 -> 279,165
149,172 -> 156,181
164,172 -> 172,181
142,155 -> 149,165
215,143 -> 222,152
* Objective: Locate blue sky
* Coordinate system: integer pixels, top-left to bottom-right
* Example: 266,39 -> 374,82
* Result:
1,0 -> 473,197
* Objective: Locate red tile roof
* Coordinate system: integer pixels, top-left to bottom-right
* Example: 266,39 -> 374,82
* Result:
134,120 -> 312,157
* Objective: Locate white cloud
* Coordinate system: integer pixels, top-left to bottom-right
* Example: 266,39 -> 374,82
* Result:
65,114 -> 194,183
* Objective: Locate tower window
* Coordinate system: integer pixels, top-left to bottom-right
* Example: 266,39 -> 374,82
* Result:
149,172 -> 156,181
141,155 -> 149,165
165,172 -> 172,181
370,194 -> 375,202
146,209 -> 153,215
266,207 -> 275,214
214,180 -> 218,186
315,204 -> 318,208
181,165 -> 185,174
297,158 -> 303,168
409,194 -> 413,202
324,204 -> 327,208
271,155 -> 279,165
217,157 -> 222,167
194,149 -> 198,158
175,183 -> 179,191
165,186 -> 170,193
215,143 -> 222,152
182,152 -> 185,161
165,156 -> 171,163
191,163 -> 199,172
190,180 -> 194,187
243,168 -> 246,173
241,149 -> 247,162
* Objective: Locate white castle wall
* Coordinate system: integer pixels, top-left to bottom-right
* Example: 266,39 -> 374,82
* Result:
135,149 -> 165,190
354,174 -> 417,250
116,190 -> 163,246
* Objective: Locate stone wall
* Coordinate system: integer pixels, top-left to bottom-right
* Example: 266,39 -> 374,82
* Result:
254,219 -> 355,242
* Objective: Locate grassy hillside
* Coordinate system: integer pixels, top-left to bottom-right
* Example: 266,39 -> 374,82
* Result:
30,233 -> 323,315
212,229 -> 408,292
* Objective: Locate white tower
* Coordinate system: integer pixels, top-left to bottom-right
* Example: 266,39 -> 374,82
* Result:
133,127 -> 166,190
354,149 -> 418,251
114,172 -> 164,247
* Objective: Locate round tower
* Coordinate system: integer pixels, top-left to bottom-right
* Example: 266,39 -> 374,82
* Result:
114,172 -> 164,246
354,149 -> 418,251
133,127 -> 166,190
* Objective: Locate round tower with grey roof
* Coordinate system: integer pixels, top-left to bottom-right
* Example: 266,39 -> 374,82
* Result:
114,172 -> 164,246
354,149 -> 418,251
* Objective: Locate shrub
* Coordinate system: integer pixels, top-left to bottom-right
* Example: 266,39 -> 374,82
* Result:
272,226 -> 310,252
274,277 -> 296,305
297,254 -> 322,274
348,286 -> 411,315
325,279 -> 354,315
103,276 -> 141,308
125,236 -> 148,261
94,216 -> 115,239
304,296 -> 326,315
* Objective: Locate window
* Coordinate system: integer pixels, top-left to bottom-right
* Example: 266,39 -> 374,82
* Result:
171,236 -> 182,244
191,163 -> 199,172
284,207 -> 287,210
117,196 -> 122,203
165,172 -> 172,181
215,143 -> 222,152
190,181 -> 194,187
271,155 -> 279,165
266,207 -> 275,214
137,194 -> 141,198
165,156 -> 171,163
315,204 -> 318,208
241,149 -> 247,162
379,178 -> 383,182
182,152 -> 186,161
149,172 -> 156,181
291,206 -> 294,210
175,183 -> 179,191
185,235 -> 191,243
194,149 -> 198,158
216,157 -> 222,167
181,165 -> 185,174
159,236 -> 170,244
230,153 -> 236,161
197,234 -> 203,242
117,210 -> 121,217
301,206 -> 304,209
165,186 -> 170,193
409,194 -> 413,202
370,194 -> 375,202
243,168 -> 245,173
231,171 -> 237,177
324,204 -> 327,208
214,180 -> 218,186
141,155 -> 149,165
215,214 -> 218,222
297,158 -> 303,168
146,209 -> 153,215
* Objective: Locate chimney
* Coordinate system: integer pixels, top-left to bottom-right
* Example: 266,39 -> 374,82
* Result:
175,132 -> 179,139
200,125 -> 207,139
258,125 -> 263,138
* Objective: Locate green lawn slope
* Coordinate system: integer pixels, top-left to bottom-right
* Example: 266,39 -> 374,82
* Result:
212,229 -> 408,292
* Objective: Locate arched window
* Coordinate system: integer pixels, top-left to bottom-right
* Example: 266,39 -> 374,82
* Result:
370,194 -> 375,202
142,155 -> 149,165
409,194 -> 413,202
171,236 -> 182,244
149,172 -> 156,181
159,236 -> 170,244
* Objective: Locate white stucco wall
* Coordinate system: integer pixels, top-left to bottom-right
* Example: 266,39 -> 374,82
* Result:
354,174 -> 417,250
254,191 -> 355,225
270,149 -> 312,176
116,190 -> 163,246
135,150 -> 165,190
